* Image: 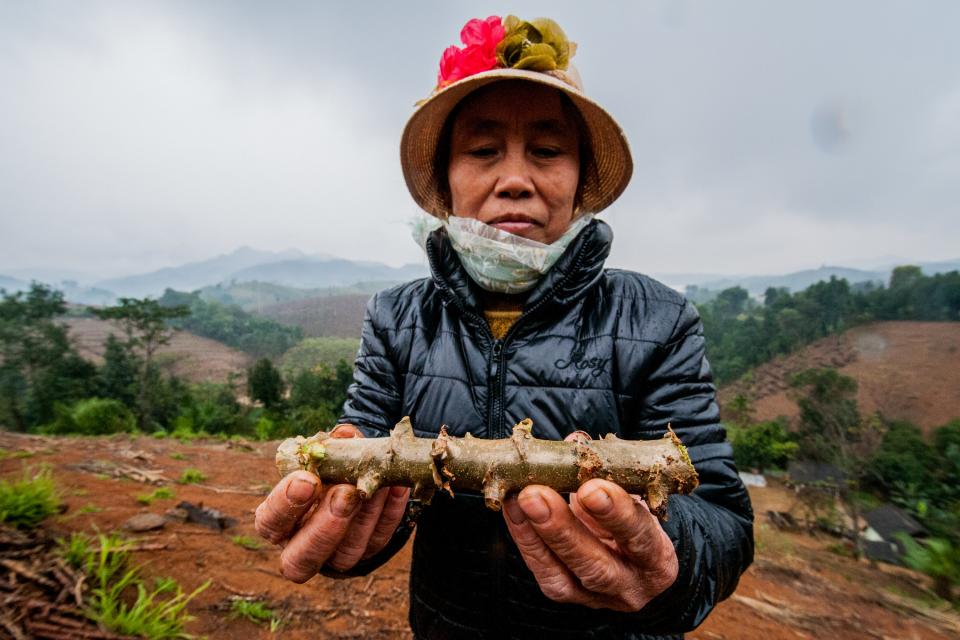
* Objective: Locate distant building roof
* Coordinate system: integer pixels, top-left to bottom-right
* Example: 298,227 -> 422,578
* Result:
864,504 -> 926,539
864,539 -> 902,565
786,461 -> 846,486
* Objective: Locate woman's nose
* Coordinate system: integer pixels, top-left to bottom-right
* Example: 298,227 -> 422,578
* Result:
494,146 -> 535,200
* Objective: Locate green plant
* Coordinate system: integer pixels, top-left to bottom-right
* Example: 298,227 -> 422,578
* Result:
59,532 -> 94,570
47,397 -> 137,436
137,487 -> 175,505
231,535 -> 263,551
178,468 -> 206,484
169,452 -> 187,461
229,598 -> 275,626
0,465 -> 60,529
0,448 -> 35,459
67,533 -> 209,638
732,418 -> 798,472
897,535 -> 960,602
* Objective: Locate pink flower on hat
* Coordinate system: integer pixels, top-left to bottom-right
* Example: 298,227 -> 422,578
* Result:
437,16 -> 505,88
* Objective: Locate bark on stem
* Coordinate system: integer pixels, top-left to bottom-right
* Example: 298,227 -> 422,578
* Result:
276,417 -> 698,519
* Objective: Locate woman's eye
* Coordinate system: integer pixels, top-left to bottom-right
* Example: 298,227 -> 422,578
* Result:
468,147 -> 497,158
532,147 -> 561,158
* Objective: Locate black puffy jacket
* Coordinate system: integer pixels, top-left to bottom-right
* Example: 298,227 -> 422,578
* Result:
338,219 -> 754,639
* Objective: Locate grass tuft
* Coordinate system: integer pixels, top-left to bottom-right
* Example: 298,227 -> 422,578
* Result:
0,465 -> 60,529
137,487 -> 176,505
177,468 -> 206,485
61,532 -> 209,639
229,598 -> 277,626
231,535 -> 263,551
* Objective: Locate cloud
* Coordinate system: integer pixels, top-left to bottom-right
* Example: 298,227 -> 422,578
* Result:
1,1 -> 958,279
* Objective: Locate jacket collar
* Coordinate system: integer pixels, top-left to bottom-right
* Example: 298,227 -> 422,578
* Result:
424,219 -> 613,321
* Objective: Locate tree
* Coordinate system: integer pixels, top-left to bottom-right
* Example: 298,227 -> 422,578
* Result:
0,284 -> 96,429
723,394 -> 754,427
99,334 -> 139,407
94,298 -> 190,429
247,358 -> 285,409
790,368 -> 882,558
866,420 -> 937,502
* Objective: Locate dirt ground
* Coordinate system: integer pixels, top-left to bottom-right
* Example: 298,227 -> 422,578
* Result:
719,321 -> 960,433
2,432 -> 958,639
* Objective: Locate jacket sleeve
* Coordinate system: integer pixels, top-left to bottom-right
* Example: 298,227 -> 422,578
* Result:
338,292 -> 403,437
620,300 -> 754,634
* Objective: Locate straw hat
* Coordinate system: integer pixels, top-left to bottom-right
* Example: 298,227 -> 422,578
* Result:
400,15 -> 633,218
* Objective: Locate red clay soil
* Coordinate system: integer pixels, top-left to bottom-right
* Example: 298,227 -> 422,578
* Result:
719,321 -> 960,433
1,432 -> 957,639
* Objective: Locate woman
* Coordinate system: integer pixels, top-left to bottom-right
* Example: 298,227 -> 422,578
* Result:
256,15 -> 753,639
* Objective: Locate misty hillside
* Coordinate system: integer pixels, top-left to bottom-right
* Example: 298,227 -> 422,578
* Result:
94,247 -> 308,297
0,274 -> 25,291
694,266 -> 885,296
200,281 -> 386,312
90,248 -> 426,298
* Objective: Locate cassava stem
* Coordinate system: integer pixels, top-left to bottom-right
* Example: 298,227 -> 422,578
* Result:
275,417 -> 698,519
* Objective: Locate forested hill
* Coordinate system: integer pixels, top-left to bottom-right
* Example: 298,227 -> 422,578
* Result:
697,265 -> 960,384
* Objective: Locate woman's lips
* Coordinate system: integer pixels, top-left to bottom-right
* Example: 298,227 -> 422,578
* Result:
492,221 -> 536,234
489,214 -> 539,235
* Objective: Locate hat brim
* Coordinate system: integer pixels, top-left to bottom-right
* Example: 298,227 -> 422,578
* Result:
400,68 -> 633,217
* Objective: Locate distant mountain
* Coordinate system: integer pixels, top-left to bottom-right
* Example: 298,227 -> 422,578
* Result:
917,259 -> 960,275
228,258 -> 426,290
95,247 -> 307,297
696,266 -> 887,297
90,247 -> 427,299
0,275 -> 114,305
0,274 -> 27,292
658,259 -> 960,298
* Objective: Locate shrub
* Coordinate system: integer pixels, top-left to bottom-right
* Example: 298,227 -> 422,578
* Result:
897,535 -> 960,602
732,418 -> 798,472
0,465 -> 60,529
47,397 -> 136,436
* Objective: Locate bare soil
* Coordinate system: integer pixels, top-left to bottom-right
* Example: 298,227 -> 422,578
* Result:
64,317 -> 252,385
256,294 -> 370,339
719,321 -> 960,432
2,432 -> 957,639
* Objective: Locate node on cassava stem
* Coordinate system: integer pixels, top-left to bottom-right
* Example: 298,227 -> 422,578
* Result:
275,417 -> 698,519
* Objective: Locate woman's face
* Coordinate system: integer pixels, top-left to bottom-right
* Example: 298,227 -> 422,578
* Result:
446,82 -> 581,244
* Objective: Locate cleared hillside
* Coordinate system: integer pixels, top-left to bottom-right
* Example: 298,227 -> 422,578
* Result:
64,317 -> 251,385
719,321 -> 960,431
255,294 -> 370,338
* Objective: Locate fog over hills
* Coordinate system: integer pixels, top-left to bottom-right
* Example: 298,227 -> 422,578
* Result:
2,246 -> 958,305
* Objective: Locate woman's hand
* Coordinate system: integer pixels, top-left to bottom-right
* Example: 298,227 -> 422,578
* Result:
254,424 -> 410,582
501,433 -> 679,612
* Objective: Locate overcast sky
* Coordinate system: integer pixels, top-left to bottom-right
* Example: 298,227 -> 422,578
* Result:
1,1 -> 958,280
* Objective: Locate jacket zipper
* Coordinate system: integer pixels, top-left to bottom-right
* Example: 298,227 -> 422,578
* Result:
425,232 -> 592,635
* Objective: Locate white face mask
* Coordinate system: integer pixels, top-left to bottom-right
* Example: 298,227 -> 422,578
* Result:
412,213 -> 594,294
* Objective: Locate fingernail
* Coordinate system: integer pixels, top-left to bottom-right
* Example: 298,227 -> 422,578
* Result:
518,491 -> 551,524
331,486 -> 359,517
580,485 -> 613,514
504,497 -> 526,525
285,477 -> 318,506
